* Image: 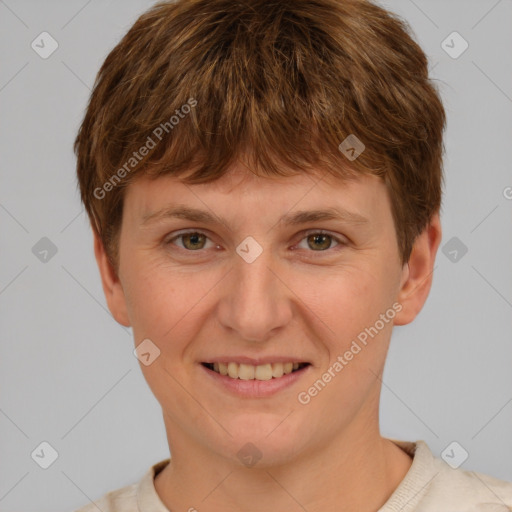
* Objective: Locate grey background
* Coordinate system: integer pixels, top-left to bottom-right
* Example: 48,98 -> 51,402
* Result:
0,0 -> 511,511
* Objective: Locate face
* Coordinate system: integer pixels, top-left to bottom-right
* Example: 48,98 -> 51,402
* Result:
96,164 -> 439,467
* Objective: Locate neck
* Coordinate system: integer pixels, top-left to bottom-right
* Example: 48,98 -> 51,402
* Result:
154,413 -> 412,512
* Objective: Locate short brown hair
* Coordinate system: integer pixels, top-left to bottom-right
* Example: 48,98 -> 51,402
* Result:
74,0 -> 446,269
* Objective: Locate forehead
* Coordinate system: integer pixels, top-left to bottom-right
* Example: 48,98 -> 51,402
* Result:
123,164 -> 391,228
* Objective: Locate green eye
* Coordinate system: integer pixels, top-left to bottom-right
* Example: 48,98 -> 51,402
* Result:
305,233 -> 335,251
295,230 -> 345,253
166,230 -> 346,255
180,232 -> 208,250
166,231 -> 215,251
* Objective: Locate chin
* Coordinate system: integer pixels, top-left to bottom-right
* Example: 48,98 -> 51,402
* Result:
209,414 -> 308,468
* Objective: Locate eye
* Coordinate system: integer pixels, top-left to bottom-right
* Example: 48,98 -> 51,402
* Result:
166,231 -> 216,251
165,229 -> 346,254
294,230 -> 345,253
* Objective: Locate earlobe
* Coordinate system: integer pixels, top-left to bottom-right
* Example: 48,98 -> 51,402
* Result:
394,213 -> 442,326
93,229 -> 131,327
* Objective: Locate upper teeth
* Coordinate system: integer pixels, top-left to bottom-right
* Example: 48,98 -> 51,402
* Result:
212,362 -> 301,380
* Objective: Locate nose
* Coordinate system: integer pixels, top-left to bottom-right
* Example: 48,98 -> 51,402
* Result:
216,244 -> 293,343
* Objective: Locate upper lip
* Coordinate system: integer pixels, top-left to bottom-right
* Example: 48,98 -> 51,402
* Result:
202,356 -> 310,365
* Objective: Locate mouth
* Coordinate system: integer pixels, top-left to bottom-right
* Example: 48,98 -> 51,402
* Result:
201,361 -> 311,381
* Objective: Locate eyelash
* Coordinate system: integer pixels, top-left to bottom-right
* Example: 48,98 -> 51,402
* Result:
165,229 -> 347,256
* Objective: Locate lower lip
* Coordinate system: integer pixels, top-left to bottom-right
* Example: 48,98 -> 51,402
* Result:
200,363 -> 311,398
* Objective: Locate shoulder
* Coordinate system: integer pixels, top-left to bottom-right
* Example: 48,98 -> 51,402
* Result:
426,454 -> 512,511
388,439 -> 512,511
70,458 -> 171,512
71,482 -> 138,512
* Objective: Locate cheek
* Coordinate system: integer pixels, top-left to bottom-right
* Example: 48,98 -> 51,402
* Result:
294,270 -> 395,420
294,262 -> 397,396
120,255 -> 177,339
122,259 -> 216,347
298,263 -> 391,333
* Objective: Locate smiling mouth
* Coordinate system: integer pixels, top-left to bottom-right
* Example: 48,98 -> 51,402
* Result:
202,362 -> 310,380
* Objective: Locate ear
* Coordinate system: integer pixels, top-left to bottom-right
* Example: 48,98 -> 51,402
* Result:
93,229 -> 131,327
394,212 -> 442,326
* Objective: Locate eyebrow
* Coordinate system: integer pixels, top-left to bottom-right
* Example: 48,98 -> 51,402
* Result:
140,204 -> 369,227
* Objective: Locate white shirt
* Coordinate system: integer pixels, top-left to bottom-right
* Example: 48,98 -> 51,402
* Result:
72,439 -> 512,511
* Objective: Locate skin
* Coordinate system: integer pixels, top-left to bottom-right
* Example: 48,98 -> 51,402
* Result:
94,163 -> 442,512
